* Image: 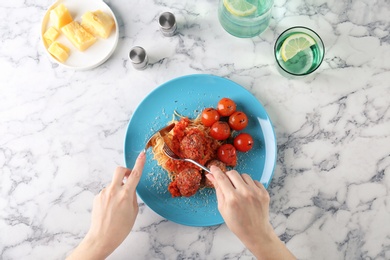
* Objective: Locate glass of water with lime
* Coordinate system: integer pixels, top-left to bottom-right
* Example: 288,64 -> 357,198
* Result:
274,26 -> 325,76
218,0 -> 274,38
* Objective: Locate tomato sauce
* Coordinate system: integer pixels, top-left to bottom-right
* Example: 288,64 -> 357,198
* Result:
165,117 -> 220,197
168,181 -> 181,197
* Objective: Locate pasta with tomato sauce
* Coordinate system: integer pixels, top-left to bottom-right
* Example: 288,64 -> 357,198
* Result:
151,98 -> 253,198
151,116 -> 226,197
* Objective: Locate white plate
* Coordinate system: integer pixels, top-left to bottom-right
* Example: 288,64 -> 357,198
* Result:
41,0 -> 119,70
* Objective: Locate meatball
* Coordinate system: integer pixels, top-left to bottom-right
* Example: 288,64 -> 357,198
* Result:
176,168 -> 202,197
180,133 -> 205,161
204,160 -> 228,188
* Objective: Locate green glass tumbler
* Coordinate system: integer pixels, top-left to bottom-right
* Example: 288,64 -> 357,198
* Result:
274,26 -> 325,76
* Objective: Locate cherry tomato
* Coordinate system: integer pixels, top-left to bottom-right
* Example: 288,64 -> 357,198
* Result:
210,121 -> 231,140
217,144 -> 237,166
233,133 -> 254,152
217,98 -> 237,117
201,108 -> 220,127
229,111 -> 248,131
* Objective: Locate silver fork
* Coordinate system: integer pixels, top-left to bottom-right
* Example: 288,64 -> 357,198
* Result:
143,123 -> 175,153
162,143 -> 211,173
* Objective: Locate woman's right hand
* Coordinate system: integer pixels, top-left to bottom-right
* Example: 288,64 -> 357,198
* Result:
206,166 -> 296,260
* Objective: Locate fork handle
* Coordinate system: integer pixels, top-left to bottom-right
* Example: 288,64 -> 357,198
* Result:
184,159 -> 211,173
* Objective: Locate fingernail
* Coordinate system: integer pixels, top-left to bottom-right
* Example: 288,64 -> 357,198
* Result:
205,174 -> 215,183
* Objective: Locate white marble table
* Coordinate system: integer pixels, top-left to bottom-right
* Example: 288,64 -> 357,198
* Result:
1,0 -> 389,259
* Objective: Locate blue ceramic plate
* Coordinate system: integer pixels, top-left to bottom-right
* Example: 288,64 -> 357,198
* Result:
124,74 -> 276,226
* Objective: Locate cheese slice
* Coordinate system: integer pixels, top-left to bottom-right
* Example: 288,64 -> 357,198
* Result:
81,10 -> 115,39
43,26 -> 60,46
50,4 -> 73,29
61,21 -> 97,51
48,41 -> 70,62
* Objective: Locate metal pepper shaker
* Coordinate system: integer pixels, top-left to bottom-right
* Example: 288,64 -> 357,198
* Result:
159,12 -> 177,37
129,46 -> 148,70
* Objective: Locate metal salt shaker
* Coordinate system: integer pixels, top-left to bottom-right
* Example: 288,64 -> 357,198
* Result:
129,46 -> 148,70
159,12 -> 177,37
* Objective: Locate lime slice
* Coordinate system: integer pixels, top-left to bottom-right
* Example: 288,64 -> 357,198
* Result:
223,0 -> 257,17
280,33 -> 316,62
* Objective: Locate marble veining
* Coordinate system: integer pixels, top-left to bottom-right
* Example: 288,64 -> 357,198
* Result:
0,0 -> 389,259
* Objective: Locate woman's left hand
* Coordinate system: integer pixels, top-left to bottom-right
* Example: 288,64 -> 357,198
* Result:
67,152 -> 146,260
